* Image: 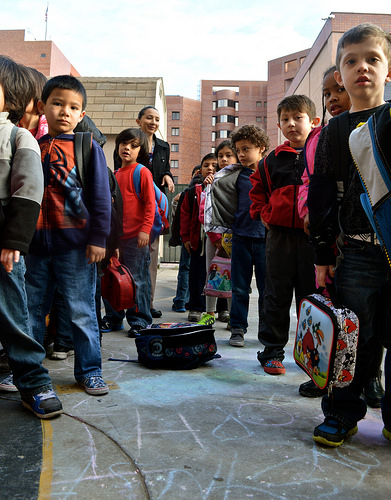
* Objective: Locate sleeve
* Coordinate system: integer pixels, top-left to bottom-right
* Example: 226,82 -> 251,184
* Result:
139,167 -> 156,235
308,126 -> 339,265
1,128 -> 43,253
154,140 -> 172,188
180,190 -> 191,243
249,159 -> 270,221
86,140 -> 112,248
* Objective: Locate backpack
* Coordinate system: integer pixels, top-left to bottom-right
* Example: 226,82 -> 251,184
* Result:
132,163 -> 169,242
100,256 -> 136,311
74,132 -> 123,259
204,255 -> 232,298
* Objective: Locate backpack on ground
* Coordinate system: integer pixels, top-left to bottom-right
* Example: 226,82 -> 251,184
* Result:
294,284 -> 359,390
131,163 -> 169,242
135,322 -> 220,369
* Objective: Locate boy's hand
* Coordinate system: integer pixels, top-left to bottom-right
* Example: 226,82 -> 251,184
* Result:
86,245 -> 106,263
261,217 -> 270,230
203,173 -> 214,185
138,231 -> 150,247
184,240 -> 192,254
1,249 -> 20,273
162,175 -> 175,193
315,264 -> 336,288
303,214 -> 310,235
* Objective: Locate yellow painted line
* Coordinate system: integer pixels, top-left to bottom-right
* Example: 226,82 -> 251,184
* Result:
55,381 -> 120,394
38,420 -> 53,500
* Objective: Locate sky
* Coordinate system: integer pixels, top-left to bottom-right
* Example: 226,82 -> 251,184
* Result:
0,0 -> 390,100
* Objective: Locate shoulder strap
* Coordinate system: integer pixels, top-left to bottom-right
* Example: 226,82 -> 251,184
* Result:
132,163 -> 143,200
328,111 -> 350,192
10,126 -> 18,158
74,131 -> 93,190
258,158 -> 271,195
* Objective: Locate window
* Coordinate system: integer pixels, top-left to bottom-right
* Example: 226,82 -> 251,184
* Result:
235,101 -> 239,111
256,116 -> 262,123
212,132 -> 216,141
219,130 -> 228,139
256,101 -> 262,107
264,117 -> 267,124
171,160 -> 179,168
212,101 -> 217,110
217,99 -> 235,108
171,127 -> 179,136
235,117 -> 238,126
172,111 -> 180,120
284,78 -> 293,91
220,115 -> 228,123
264,101 -> 267,108
285,59 -> 297,72
171,143 -> 179,152
212,116 -> 216,126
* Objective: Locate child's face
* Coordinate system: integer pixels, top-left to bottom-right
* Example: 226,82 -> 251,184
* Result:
200,158 -> 217,178
335,39 -> 391,111
136,108 -> 160,136
39,88 -> 85,137
322,71 -> 351,117
234,139 -> 265,170
118,139 -> 141,165
278,110 -> 318,149
0,84 -> 6,113
217,146 -> 237,169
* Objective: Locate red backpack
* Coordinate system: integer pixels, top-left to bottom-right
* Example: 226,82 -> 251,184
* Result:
101,257 -> 136,311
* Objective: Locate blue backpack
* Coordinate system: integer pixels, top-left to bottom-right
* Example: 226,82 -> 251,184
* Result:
132,163 -> 169,242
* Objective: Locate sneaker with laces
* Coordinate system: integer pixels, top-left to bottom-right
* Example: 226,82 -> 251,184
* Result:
188,311 -> 202,322
313,417 -> 358,447
51,346 -> 75,360
80,376 -> 109,395
198,313 -> 215,326
382,427 -> 391,441
100,321 -> 124,333
0,373 -> 18,392
229,331 -> 245,347
263,359 -> 285,375
22,389 -> 63,419
172,304 -> 186,313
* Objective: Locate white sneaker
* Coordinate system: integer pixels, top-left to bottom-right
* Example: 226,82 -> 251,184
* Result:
188,311 -> 202,322
0,373 -> 18,392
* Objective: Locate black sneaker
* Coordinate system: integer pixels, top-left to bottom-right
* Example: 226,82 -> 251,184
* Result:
100,321 -> 124,333
151,308 -> 162,318
313,417 -> 358,447
128,325 -> 143,338
22,389 -> 63,419
363,376 -> 384,408
299,380 -> 327,398
51,346 -> 74,360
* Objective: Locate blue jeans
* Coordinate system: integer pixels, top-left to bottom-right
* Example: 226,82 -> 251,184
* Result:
103,237 -> 152,328
25,249 -> 102,383
321,239 -> 391,428
173,244 -> 190,309
0,257 -> 52,397
230,235 -> 266,332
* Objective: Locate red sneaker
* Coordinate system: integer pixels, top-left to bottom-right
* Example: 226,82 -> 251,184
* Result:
263,359 -> 285,375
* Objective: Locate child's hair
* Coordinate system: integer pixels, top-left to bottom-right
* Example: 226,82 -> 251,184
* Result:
115,128 -> 149,166
191,165 -> 201,176
25,67 -> 47,110
321,66 -> 336,125
41,75 -> 87,110
200,153 -> 217,167
336,23 -> 391,70
138,106 -> 159,120
215,140 -> 235,156
277,95 -> 317,122
230,124 -> 270,154
0,55 -> 33,124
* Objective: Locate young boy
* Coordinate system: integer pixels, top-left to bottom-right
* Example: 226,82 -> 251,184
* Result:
102,128 -> 154,338
0,55 -> 62,418
180,153 -> 217,322
250,95 -> 320,374
204,125 -> 269,346
25,75 -> 112,396
308,23 -> 391,447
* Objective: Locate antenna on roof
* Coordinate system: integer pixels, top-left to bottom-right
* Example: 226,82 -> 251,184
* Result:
45,3 -> 49,40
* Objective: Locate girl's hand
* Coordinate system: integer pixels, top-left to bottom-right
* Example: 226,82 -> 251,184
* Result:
162,175 -> 175,193
203,173 -> 214,185
138,231 -> 150,247
1,249 -> 20,273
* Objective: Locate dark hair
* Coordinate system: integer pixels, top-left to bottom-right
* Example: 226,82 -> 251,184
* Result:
277,95 -> 317,121
215,140 -> 238,157
0,55 -> 32,123
321,66 -> 337,125
25,67 -> 47,110
336,23 -> 391,71
138,106 -> 159,120
41,75 -> 87,110
230,124 -> 270,154
115,128 -> 149,166
200,153 -> 217,167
